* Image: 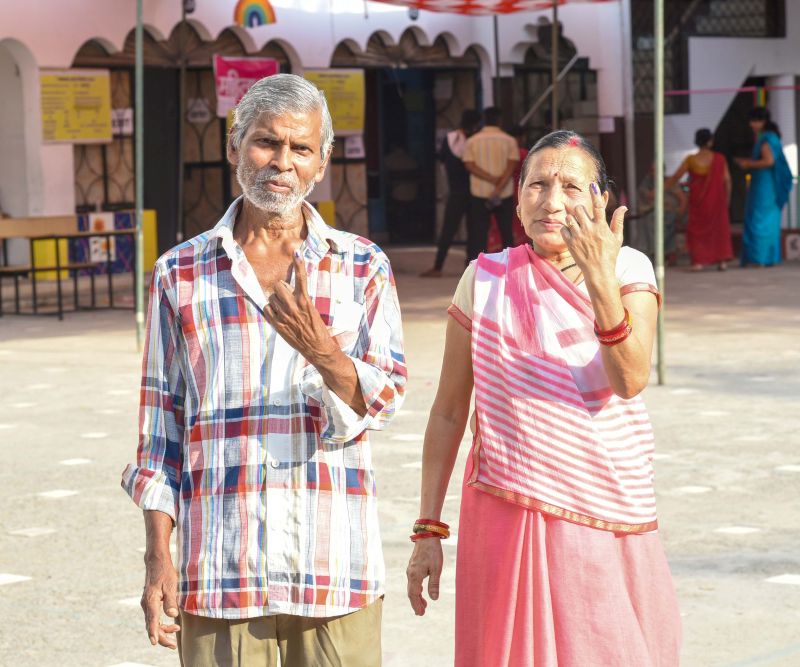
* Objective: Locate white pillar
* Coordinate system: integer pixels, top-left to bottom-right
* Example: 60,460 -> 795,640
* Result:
619,0 -> 638,239
767,74 -> 796,228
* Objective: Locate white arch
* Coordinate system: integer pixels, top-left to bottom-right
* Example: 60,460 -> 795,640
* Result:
463,42 -> 495,106
433,30 -> 461,57
399,25 -> 430,47
0,38 -> 44,218
265,38 -> 302,73
508,40 -> 532,65
217,24 -> 258,53
73,36 -> 119,59
365,29 -> 396,52
185,18 -> 214,43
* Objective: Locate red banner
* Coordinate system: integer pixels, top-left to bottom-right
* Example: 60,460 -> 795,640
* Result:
372,0 -> 614,16
213,55 -> 279,117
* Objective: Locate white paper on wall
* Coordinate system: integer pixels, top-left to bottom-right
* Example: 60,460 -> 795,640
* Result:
87,212 -> 116,263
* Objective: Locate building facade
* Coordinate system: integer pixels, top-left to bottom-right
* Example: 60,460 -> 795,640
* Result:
1,0 -> 630,253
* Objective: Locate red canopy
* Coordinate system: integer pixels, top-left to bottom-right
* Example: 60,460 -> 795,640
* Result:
371,0 -> 615,17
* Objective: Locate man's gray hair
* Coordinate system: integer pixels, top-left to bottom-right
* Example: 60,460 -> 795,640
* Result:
231,73 -> 334,158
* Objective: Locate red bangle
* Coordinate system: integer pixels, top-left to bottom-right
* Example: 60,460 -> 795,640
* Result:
415,518 -> 449,530
410,531 -> 444,542
594,309 -> 631,338
598,323 -> 632,346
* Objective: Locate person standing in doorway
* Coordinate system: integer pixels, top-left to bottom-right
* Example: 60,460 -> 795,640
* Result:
735,106 -> 793,267
121,74 -> 406,666
462,107 -> 520,261
421,109 -> 482,277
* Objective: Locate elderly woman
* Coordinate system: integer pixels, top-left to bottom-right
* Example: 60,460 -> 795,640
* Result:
406,131 -> 681,666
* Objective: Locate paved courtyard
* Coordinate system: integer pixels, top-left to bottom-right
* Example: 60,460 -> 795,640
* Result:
0,247 -> 799,667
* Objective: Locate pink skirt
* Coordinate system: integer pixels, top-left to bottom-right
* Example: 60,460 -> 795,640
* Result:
455,450 -> 681,667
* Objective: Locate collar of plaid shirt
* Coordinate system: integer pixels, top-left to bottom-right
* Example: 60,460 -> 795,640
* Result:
122,196 -> 407,619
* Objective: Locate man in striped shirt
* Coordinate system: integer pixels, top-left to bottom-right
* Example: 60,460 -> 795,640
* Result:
121,74 -> 406,666
462,107 -> 521,262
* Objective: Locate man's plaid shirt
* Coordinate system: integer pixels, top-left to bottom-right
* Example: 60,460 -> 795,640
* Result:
122,198 -> 407,619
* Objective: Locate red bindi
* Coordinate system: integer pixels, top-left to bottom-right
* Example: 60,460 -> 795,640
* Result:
568,136 -> 580,147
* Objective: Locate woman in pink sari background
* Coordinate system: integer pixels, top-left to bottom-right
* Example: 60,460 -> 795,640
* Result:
666,128 -> 733,271
406,131 -> 681,666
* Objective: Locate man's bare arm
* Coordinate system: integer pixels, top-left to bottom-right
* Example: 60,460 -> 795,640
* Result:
141,510 -> 180,650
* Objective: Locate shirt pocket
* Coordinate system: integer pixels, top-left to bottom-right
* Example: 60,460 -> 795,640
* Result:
327,298 -> 365,354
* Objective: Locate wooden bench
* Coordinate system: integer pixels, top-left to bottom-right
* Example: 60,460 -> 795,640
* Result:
0,216 -> 106,319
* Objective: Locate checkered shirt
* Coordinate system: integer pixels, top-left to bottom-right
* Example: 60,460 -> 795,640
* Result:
121,198 -> 407,619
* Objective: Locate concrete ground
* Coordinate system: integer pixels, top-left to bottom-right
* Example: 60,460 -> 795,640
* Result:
0,246 -> 798,667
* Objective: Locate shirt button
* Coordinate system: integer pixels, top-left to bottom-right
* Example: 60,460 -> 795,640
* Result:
272,399 -> 281,406
270,459 -> 280,469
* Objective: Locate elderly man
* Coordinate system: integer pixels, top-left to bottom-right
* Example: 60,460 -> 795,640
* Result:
121,74 -> 406,666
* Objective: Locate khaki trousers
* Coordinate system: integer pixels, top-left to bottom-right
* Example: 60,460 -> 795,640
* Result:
177,598 -> 382,667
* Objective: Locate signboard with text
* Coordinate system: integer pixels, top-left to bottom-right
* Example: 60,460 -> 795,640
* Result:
40,69 -> 112,143
213,55 -> 279,117
304,69 -> 365,136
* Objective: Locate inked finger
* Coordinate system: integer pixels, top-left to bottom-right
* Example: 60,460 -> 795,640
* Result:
590,182 -> 606,222
293,250 -> 309,296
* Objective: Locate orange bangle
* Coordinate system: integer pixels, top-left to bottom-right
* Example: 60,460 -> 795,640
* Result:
414,524 -> 450,538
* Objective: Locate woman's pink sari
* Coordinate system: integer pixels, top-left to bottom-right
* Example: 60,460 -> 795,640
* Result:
469,245 -> 658,532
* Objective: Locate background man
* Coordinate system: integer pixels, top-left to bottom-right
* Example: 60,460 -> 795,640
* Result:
122,73 -> 407,666
421,109 -> 482,277
462,106 -> 520,261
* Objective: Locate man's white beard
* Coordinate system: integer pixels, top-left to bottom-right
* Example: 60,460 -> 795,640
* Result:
237,161 -> 316,214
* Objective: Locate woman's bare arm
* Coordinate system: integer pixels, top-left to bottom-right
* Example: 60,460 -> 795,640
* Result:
738,142 -> 775,170
418,318 -> 474,520
407,317 -> 474,616
664,158 -> 689,190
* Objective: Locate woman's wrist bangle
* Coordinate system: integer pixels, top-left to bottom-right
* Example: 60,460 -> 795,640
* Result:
594,308 -> 631,339
412,518 -> 450,540
410,531 -> 445,543
414,523 -> 450,538
598,323 -> 633,346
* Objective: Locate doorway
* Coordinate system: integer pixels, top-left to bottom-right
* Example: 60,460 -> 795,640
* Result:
365,68 -> 437,244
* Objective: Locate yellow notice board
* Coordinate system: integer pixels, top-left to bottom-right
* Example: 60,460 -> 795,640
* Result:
40,69 -> 112,143
304,70 -> 364,136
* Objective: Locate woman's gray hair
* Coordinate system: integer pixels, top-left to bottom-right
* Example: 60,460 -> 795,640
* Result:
230,73 -> 334,158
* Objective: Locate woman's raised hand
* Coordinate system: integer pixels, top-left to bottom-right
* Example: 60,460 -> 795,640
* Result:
561,182 -> 626,278
406,538 -> 444,616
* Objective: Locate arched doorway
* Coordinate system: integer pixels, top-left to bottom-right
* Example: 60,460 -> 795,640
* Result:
0,38 -> 43,266
0,39 -> 40,218
72,23 -> 291,252
331,30 -> 481,244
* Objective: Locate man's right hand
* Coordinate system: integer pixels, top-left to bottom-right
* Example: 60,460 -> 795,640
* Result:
141,554 -> 180,649
406,538 -> 444,616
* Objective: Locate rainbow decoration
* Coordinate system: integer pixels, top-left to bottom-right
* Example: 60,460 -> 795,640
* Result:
233,0 -> 277,28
